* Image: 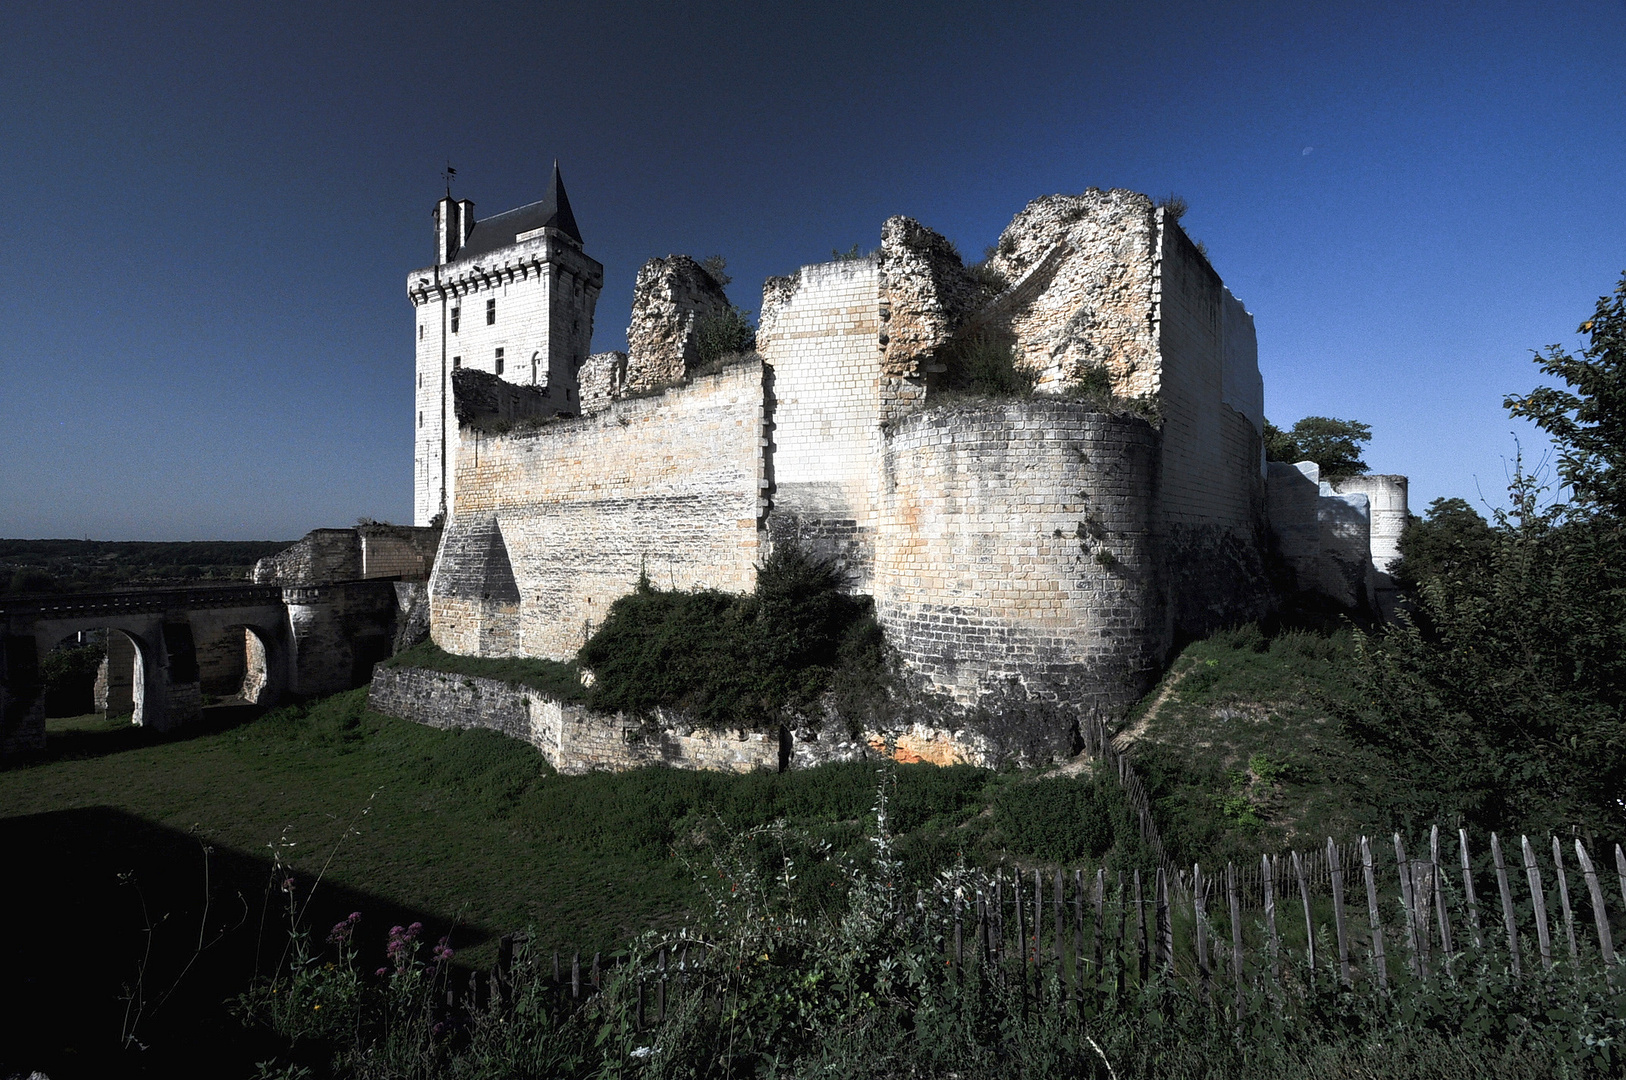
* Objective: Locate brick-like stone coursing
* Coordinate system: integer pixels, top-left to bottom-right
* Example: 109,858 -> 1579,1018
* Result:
872,400 -> 1163,710
431,359 -> 765,660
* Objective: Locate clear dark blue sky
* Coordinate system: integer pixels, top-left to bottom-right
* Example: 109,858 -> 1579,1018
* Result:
2,1 -> 1622,540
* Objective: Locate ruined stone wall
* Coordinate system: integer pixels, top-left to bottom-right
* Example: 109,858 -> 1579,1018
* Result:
368,666 -> 781,774
757,258 -> 884,584
431,359 -> 766,660
1149,216 -> 1272,635
579,350 -> 628,415
253,530 -> 361,585
624,256 -> 732,394
1329,474 -> 1408,574
981,190 -> 1161,396
871,400 -> 1163,711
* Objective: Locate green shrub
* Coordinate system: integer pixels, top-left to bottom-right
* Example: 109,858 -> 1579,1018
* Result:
692,306 -> 755,368
580,545 -> 879,728
932,331 -> 1035,398
993,775 -> 1114,863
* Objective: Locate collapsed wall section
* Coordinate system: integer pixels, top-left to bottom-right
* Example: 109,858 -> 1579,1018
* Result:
981,190 -> 1161,396
431,359 -> 767,660
757,258 -> 884,585
872,400 -> 1163,712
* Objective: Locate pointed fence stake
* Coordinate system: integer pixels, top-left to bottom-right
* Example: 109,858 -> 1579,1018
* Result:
1616,845 -> 1626,915
1360,837 -> 1387,991
1552,836 -> 1579,966
1575,839 -> 1616,966
1092,867 -> 1106,979
1394,834 -> 1424,978
953,885 -> 964,970
1194,863 -> 1211,1002
1073,867 -> 1085,997
1491,833 -> 1522,976
1293,849 -> 1316,980
1459,828 -> 1483,949
1156,866 -> 1173,972
1227,862 -> 1245,1011
988,871 -> 1001,969
1521,835 -> 1554,972
1430,826 -> 1453,971
1054,867 -> 1066,975
1115,872 -> 1127,995
1263,853 -> 1280,984
1134,869 -> 1148,983
1327,839 -> 1351,985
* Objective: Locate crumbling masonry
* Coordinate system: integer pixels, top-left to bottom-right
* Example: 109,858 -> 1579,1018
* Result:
397,175 -> 1406,767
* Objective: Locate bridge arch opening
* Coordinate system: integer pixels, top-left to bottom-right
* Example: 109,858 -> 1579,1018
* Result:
205,623 -> 281,707
42,628 -> 150,727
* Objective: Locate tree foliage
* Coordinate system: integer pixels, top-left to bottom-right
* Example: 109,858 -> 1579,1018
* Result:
1505,273 -> 1626,516
1343,274 -> 1626,839
1263,416 -> 1372,480
693,305 -> 756,368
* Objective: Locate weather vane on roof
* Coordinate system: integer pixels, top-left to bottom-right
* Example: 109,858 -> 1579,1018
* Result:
443,162 -> 457,199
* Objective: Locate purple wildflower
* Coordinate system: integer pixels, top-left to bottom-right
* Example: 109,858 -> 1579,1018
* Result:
326,910 -> 362,946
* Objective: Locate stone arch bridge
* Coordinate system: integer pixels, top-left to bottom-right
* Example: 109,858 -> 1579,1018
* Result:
0,580 -> 404,756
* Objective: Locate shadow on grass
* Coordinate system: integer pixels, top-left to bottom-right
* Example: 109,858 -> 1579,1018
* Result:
12,703 -> 276,769
0,806 -> 496,1080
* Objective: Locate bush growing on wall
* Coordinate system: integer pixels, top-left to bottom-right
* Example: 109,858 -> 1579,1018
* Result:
579,545 -> 881,728
692,305 -> 756,369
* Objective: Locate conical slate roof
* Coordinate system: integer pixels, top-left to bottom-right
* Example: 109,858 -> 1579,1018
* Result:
454,162 -> 583,260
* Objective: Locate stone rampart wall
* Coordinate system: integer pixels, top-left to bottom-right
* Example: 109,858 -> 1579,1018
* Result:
871,400 -> 1163,710
758,259 -> 883,585
432,359 -> 766,660
367,665 -> 781,774
1153,221 -> 1262,532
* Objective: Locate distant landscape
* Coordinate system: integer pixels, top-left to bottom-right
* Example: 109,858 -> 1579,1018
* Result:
0,538 -> 294,595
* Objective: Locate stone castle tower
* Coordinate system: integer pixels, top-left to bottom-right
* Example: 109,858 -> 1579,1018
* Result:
406,164 -> 604,525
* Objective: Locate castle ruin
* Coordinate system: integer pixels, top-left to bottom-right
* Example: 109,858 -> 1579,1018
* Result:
394,171 -> 1406,767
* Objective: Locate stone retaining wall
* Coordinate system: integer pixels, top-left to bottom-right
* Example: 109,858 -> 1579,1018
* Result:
368,665 -> 782,775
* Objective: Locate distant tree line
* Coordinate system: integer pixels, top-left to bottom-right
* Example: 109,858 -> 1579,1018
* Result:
0,539 -> 291,595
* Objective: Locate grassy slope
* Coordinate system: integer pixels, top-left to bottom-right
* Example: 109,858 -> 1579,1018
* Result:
1122,623 -> 1385,866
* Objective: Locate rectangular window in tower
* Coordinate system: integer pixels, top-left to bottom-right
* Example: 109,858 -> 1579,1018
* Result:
486,298 -> 496,325
453,356 -> 461,369
419,325 -> 424,340
451,307 -> 460,333
418,411 -> 423,428
495,347 -> 504,375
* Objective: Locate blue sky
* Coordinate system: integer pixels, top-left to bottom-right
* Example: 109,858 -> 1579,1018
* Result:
1,1 -> 1622,540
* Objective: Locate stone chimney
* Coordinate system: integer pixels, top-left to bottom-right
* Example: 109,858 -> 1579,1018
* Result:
434,197 -> 478,265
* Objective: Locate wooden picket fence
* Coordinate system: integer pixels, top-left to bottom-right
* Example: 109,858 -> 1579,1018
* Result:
1080,714 -> 1168,873
471,825 -> 1623,1027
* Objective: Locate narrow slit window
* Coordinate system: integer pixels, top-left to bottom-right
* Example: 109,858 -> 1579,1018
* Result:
495,347 -> 504,375
418,411 -> 423,428
486,298 -> 496,325
451,307 -> 460,333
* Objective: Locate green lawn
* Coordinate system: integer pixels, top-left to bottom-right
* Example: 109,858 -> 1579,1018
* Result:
1,691 -> 1018,966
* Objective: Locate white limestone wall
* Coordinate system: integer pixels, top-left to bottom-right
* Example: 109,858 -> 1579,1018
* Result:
431,360 -> 766,660
409,233 -> 602,525
757,258 -> 885,583
1153,220 -> 1263,530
